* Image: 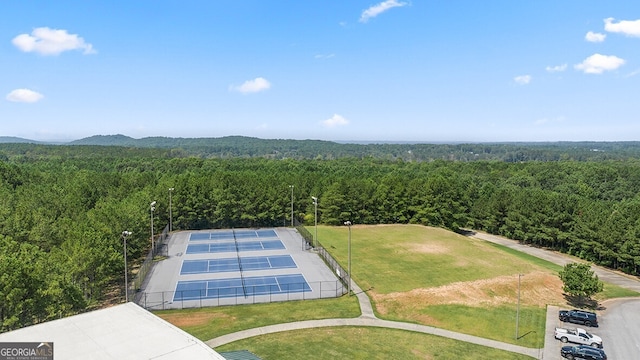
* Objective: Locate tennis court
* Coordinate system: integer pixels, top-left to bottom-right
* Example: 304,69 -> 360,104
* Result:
186,239 -> 285,254
173,274 -> 311,301
189,229 -> 278,241
180,254 -> 298,274
140,227 -> 346,310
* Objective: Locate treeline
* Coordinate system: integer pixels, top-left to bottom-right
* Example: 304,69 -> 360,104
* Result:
1,144 -> 640,331
9,135 -> 640,161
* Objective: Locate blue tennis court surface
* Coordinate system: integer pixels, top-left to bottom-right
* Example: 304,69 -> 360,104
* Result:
189,229 -> 278,241
173,274 -> 311,301
180,255 -> 297,274
186,239 -> 285,254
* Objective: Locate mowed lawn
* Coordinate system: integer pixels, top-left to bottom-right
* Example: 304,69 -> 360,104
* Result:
215,327 -> 534,360
318,224 -> 560,348
319,224 -> 541,292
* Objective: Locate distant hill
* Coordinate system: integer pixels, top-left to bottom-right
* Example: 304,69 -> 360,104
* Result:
0,136 -> 42,144
2,134 -> 640,162
68,134 -> 138,146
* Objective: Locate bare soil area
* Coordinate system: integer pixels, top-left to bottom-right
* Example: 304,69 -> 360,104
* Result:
372,270 -> 566,315
159,311 -> 235,327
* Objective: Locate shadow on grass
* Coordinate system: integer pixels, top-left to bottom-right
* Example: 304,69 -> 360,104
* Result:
517,330 -> 535,341
562,294 -> 604,310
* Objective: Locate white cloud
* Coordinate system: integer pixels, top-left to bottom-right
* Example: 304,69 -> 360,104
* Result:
314,53 -> 335,59
229,77 -> 271,94
6,89 -> 44,103
12,27 -> 96,56
585,31 -> 606,42
574,53 -> 625,74
514,75 -> 531,85
359,0 -> 408,23
545,64 -> 567,73
535,116 -> 565,126
322,114 -> 349,127
625,68 -> 640,78
604,17 -> 640,37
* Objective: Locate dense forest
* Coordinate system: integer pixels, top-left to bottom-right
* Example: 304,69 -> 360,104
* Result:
1,141 -> 640,331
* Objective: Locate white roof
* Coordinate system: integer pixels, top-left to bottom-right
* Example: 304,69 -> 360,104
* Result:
0,303 -> 226,360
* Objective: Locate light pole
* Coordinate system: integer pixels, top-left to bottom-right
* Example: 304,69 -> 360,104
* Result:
311,196 -> 318,248
516,273 -> 523,340
150,201 -> 156,253
288,185 -> 294,227
344,220 -> 352,296
168,188 -> 174,232
122,231 -> 132,302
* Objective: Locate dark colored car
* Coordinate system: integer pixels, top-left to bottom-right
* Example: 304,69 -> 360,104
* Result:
559,309 -> 598,327
561,345 -> 607,360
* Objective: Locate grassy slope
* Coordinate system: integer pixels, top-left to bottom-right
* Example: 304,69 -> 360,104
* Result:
317,224 -> 539,292
317,225 -> 549,348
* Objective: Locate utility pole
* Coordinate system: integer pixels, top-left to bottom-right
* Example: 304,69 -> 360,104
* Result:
516,273 -> 523,340
344,221 -> 352,295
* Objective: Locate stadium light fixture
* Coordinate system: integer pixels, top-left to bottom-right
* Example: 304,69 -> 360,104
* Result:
288,185 -> 294,227
344,220 -> 352,295
150,201 -> 156,252
312,196 -> 318,248
168,188 -> 174,232
122,230 -> 132,302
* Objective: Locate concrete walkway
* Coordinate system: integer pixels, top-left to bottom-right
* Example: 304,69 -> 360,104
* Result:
206,231 -> 640,358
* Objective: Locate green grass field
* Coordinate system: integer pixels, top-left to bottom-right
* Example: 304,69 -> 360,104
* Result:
215,327 -> 534,360
157,296 -> 360,340
316,225 -> 550,348
317,225 -> 539,292
156,224 -> 638,358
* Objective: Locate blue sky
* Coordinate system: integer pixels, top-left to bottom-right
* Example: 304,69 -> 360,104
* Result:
2,1 -> 640,142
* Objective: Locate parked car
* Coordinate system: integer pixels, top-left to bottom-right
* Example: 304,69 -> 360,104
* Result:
559,309 -> 598,327
555,327 -> 603,348
561,345 -> 607,360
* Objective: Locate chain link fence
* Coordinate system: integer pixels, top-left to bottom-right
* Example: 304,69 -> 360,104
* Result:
129,224 -> 170,304
297,223 -> 351,292
138,280 -> 345,310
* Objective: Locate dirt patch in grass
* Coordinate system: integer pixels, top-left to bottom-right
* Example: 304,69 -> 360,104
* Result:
401,242 -> 451,254
372,270 -> 565,315
158,311 -> 235,328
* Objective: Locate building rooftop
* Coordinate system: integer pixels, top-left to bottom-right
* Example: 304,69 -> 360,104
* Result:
0,302 -> 226,359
